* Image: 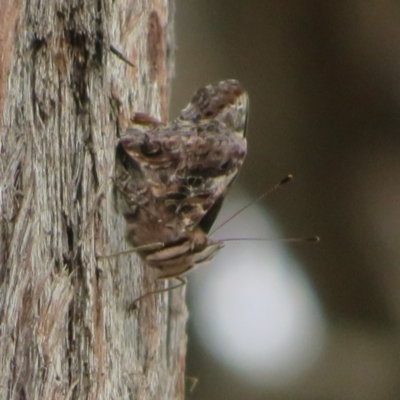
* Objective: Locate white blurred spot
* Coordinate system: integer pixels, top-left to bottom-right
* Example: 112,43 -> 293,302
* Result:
189,188 -> 327,387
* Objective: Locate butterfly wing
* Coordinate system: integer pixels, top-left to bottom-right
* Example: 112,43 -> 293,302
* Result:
116,80 -> 248,236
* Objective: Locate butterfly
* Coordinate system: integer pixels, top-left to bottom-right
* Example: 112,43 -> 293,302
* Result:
114,80 -> 248,295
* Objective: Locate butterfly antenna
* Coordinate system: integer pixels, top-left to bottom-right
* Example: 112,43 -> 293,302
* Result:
127,277 -> 187,311
97,242 -> 164,259
222,236 -> 320,243
210,174 -> 293,235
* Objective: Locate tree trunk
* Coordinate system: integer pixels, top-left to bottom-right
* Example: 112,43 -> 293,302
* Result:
0,1 -> 188,399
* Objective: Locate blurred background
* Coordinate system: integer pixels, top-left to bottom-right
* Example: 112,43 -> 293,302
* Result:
170,1 -> 400,399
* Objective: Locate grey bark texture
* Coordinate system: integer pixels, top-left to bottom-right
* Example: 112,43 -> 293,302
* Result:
0,1 -> 188,399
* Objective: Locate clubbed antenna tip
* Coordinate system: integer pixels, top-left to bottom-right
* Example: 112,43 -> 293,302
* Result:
280,174 -> 293,185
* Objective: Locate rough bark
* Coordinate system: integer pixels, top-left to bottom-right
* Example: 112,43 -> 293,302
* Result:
0,1 -> 188,399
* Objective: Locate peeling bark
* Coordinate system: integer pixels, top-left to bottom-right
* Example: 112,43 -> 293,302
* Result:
0,1 -> 187,399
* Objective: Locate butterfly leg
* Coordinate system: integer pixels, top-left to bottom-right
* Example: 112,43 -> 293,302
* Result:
127,276 -> 187,312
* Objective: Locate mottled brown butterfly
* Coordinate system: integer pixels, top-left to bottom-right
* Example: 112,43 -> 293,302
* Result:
114,80 -> 248,303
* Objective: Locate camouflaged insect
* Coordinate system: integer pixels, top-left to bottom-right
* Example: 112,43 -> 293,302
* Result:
115,79 -> 248,280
